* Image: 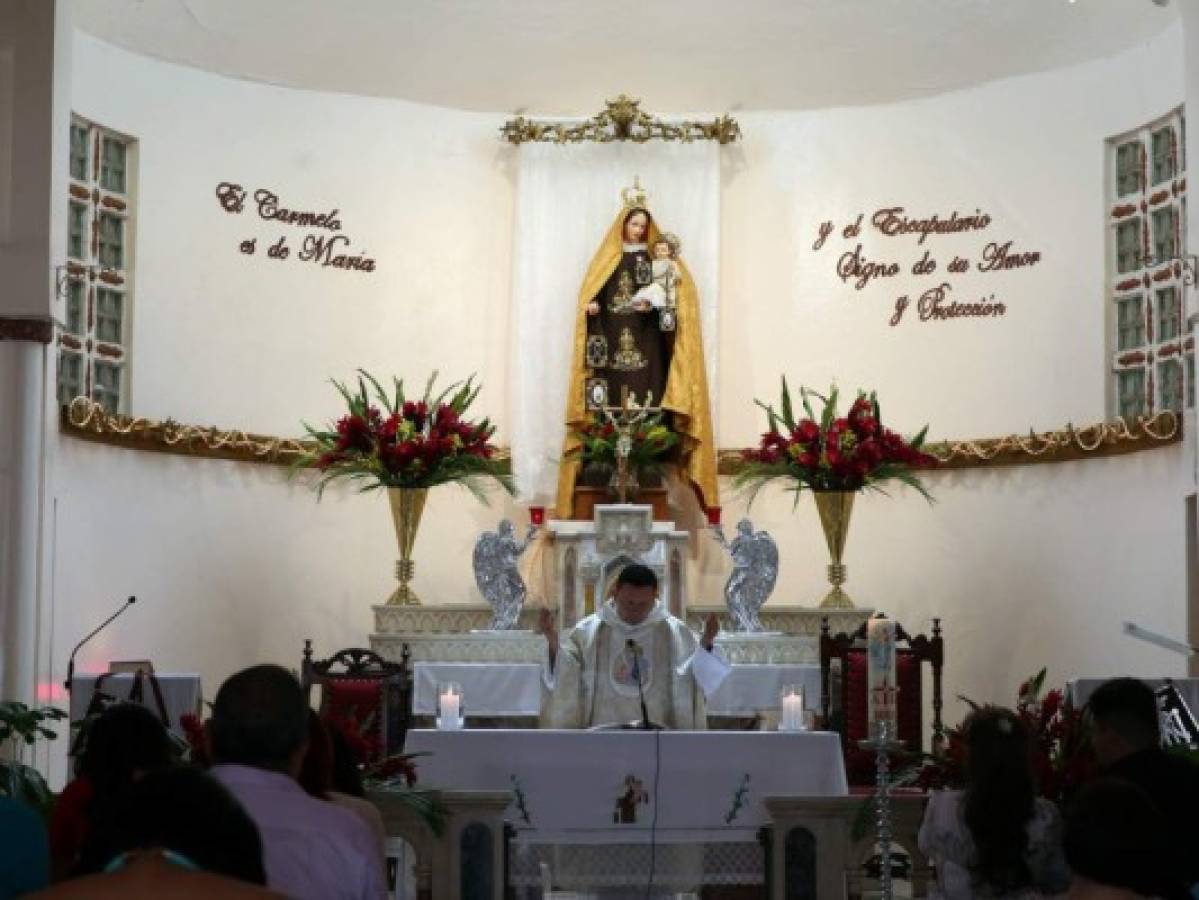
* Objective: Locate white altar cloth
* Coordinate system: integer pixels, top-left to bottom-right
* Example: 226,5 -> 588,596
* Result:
406,729 -> 847,841
413,662 -> 821,718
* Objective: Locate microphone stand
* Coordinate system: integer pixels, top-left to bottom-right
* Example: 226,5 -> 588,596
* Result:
627,639 -> 661,731
65,596 -> 137,693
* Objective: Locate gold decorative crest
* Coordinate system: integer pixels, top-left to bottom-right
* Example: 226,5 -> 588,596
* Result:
500,95 -> 741,146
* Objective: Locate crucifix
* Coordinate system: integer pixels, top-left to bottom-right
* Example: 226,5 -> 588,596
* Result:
601,386 -> 661,504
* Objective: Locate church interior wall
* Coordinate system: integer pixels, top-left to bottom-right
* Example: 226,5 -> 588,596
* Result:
41,23 -> 1192,780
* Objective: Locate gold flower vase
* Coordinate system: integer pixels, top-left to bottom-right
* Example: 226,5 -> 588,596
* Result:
814,490 -> 856,609
387,487 -> 429,606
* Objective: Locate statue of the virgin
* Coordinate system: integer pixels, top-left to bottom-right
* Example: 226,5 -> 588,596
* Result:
555,181 -> 718,516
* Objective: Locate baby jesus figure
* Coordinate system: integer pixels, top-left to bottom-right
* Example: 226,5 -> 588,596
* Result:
632,233 -> 681,331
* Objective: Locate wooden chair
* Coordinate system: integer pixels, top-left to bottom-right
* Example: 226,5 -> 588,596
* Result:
301,640 -> 413,762
819,617 -> 944,785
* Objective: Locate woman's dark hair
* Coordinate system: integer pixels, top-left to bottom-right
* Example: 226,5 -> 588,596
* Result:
76,766 -> 267,884
327,723 -> 367,798
80,703 -> 174,803
298,709 -> 333,800
622,206 -> 652,239
962,706 -> 1036,894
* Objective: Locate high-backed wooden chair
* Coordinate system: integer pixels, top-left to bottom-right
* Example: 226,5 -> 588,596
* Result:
819,617 -> 944,785
301,640 -> 413,762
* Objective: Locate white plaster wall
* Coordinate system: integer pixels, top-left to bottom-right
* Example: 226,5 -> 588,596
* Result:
44,25 -> 1192,781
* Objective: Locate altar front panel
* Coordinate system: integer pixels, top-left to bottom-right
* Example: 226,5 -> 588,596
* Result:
406,729 -> 847,840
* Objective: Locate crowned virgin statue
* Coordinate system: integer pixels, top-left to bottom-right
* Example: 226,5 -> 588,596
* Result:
556,181 -> 718,516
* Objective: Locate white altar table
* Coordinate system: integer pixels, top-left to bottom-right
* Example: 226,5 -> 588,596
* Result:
413,662 -> 822,719
406,728 -> 847,840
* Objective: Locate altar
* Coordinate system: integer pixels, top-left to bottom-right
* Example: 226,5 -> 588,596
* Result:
406,728 -> 848,893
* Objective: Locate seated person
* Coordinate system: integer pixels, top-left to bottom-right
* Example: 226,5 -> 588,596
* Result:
918,707 -> 1070,899
0,796 -> 49,898
1087,677 -> 1199,899
538,563 -> 729,729
36,766 -> 281,899
207,664 -> 385,900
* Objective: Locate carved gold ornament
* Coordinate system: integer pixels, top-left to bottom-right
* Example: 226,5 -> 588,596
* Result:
63,398 -> 1178,474
500,95 -> 741,146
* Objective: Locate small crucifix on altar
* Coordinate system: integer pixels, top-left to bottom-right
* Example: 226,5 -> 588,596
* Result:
601,386 -> 661,504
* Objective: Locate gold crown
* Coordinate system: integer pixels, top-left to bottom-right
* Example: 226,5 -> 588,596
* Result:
621,177 -> 650,210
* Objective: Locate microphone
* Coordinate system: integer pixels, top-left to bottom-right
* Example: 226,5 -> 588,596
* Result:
65,596 -> 136,692
626,638 -> 655,731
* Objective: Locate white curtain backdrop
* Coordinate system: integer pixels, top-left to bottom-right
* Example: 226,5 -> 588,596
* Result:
509,141 -> 720,502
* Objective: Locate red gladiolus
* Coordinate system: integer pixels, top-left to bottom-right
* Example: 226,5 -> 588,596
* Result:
796,419 -> 821,443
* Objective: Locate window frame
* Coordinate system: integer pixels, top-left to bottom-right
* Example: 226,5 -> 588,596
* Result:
1107,107 -> 1189,420
59,116 -> 135,415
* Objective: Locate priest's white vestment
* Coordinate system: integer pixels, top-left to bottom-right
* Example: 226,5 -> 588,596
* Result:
541,600 -> 730,729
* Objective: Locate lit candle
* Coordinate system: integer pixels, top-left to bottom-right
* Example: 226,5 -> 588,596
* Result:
529,506 -> 546,526
438,684 -> 462,730
867,613 -> 898,739
706,506 -> 722,526
780,686 -> 805,731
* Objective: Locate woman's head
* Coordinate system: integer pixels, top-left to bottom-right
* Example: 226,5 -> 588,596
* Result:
80,703 -> 174,798
623,208 -> 650,243
78,766 -> 267,884
961,706 -> 1037,893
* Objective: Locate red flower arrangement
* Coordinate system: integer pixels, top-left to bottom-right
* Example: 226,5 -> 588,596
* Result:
735,379 -> 937,500
179,712 -> 209,767
916,669 -> 1094,804
569,412 -> 679,473
298,371 -> 513,499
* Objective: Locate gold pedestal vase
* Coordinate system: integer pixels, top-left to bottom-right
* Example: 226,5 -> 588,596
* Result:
387,487 -> 429,606
814,490 -> 856,609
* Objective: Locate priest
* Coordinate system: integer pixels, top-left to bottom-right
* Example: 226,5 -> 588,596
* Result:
539,564 -> 730,729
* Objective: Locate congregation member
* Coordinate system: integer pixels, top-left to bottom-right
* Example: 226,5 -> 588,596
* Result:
208,664 -> 386,900
36,766 -> 281,899
1086,678 -> 1199,899
1062,777 -> 1172,900
298,710 -> 387,869
48,703 -> 173,879
539,563 -> 729,728
0,796 -> 49,899
918,707 -> 1070,899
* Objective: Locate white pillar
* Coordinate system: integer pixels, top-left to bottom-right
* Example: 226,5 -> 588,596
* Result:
0,0 -> 72,707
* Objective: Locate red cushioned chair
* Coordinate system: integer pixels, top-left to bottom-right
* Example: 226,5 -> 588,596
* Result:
819,616 -> 944,786
301,640 -> 413,763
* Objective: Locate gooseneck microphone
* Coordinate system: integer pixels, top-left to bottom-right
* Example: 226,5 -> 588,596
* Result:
627,638 -> 656,731
65,596 -> 136,692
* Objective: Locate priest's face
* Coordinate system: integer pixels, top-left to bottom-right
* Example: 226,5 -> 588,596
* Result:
613,583 -> 657,625
623,211 -> 649,243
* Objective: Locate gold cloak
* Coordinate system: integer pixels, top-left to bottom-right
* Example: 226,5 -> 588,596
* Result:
555,211 -> 718,516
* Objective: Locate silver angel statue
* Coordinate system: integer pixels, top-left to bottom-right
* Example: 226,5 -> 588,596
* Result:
711,519 -> 779,632
473,520 -> 539,630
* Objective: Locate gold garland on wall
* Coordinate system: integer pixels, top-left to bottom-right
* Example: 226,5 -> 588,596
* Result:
500,95 -> 741,145
64,397 -> 1179,474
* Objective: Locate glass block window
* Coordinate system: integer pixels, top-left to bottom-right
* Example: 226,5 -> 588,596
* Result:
1151,207 -> 1177,263
100,137 -> 127,192
57,352 -> 84,409
96,289 -> 123,344
1118,370 -> 1146,420
1107,108 -> 1189,417
59,116 -> 135,415
1160,359 -> 1184,413
98,213 -> 123,269
1117,296 -> 1145,350
1116,142 -> 1141,196
65,280 -> 85,336
70,124 -> 89,181
1156,287 -> 1180,343
68,202 -> 87,260
1116,219 -> 1141,274
1152,126 -> 1175,185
